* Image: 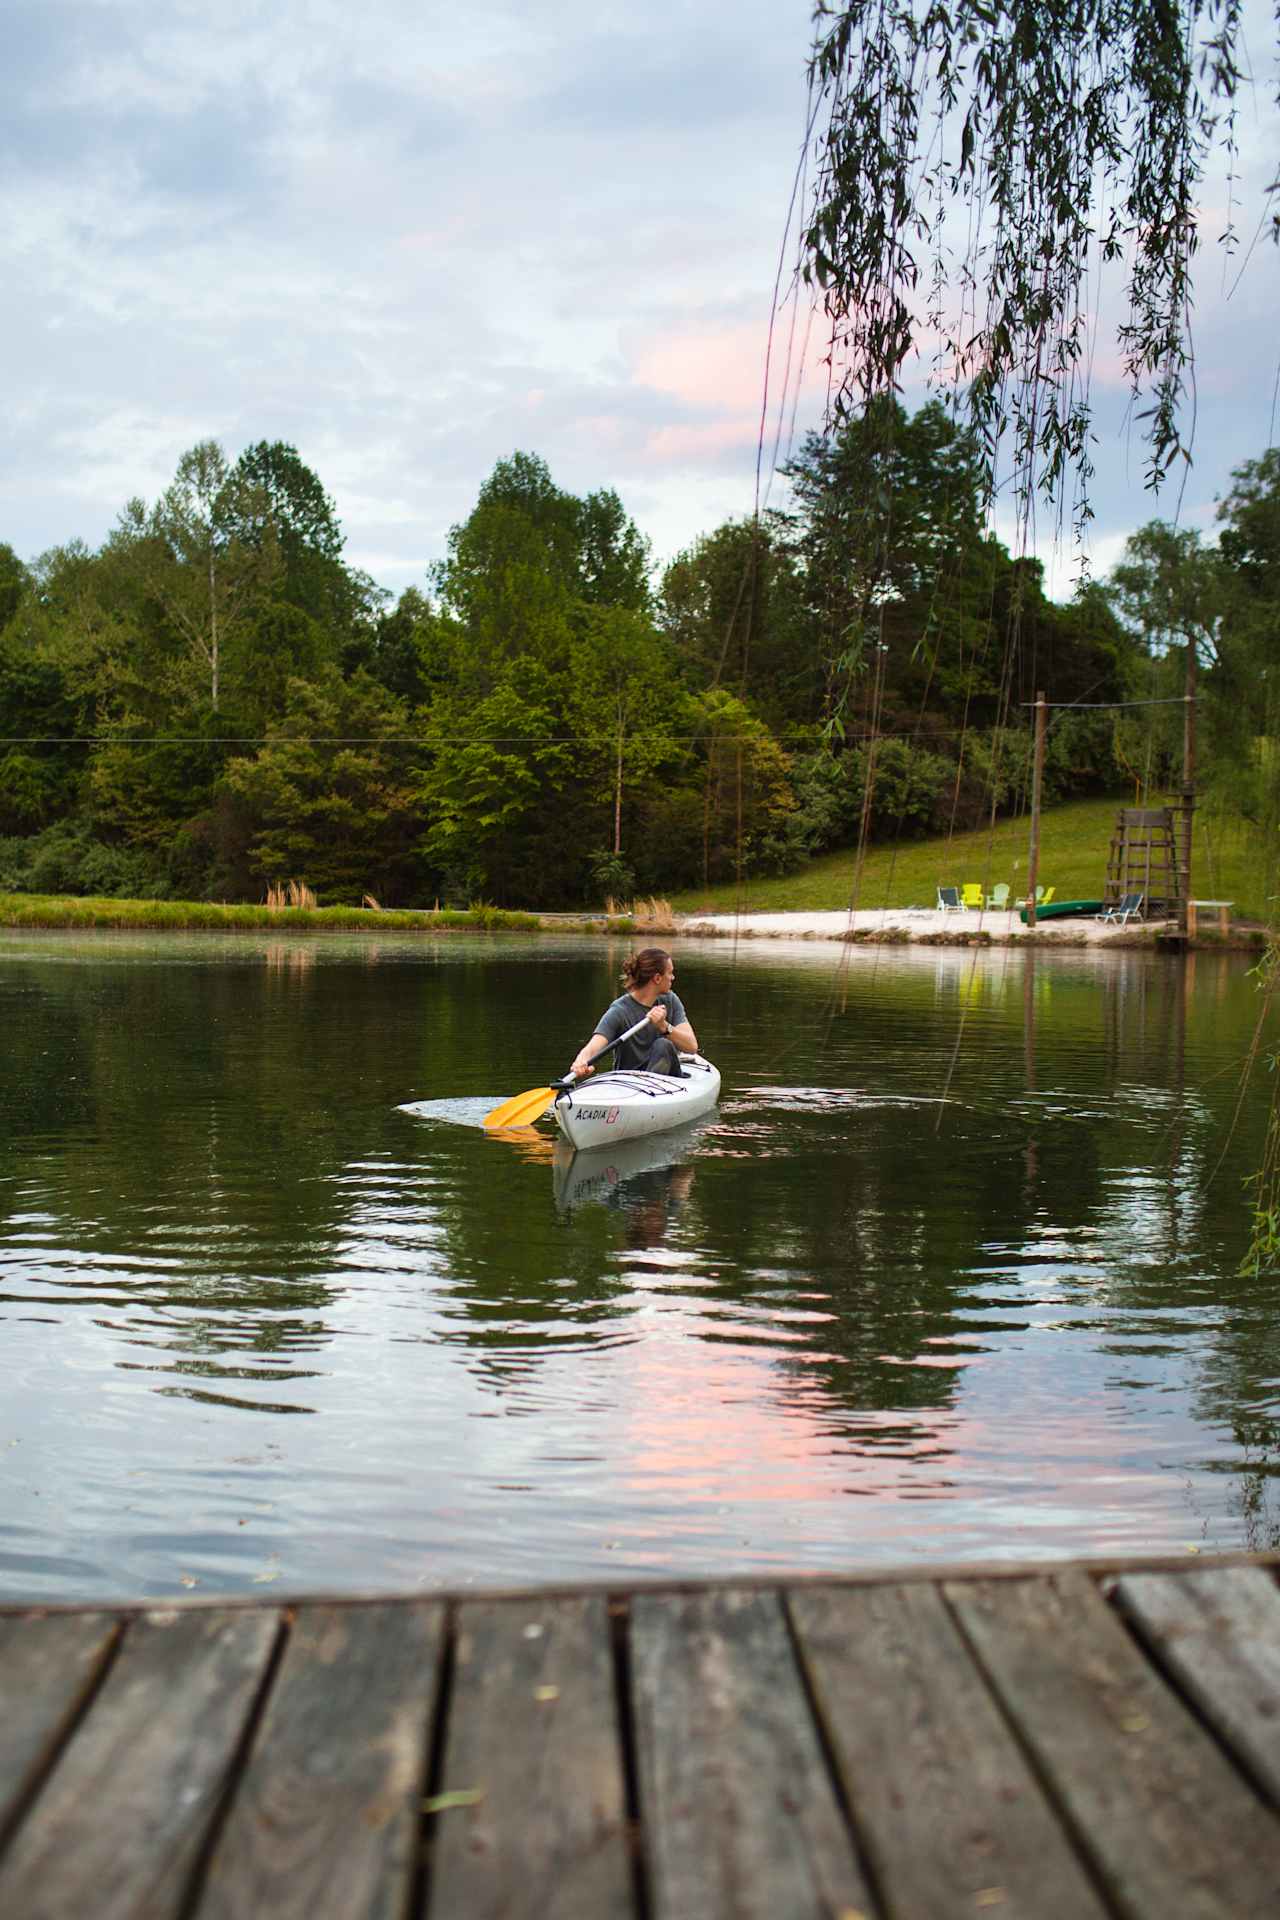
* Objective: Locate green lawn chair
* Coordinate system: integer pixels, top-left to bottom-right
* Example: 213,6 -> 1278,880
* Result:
987,882 -> 1011,910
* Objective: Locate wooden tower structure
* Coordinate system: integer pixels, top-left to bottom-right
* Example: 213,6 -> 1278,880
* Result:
1104,807 -> 1182,918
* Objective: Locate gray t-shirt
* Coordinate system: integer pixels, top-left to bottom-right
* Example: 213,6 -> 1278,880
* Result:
595,990 -> 687,1069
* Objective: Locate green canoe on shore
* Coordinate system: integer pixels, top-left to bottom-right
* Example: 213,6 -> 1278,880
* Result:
1019,899 -> 1104,924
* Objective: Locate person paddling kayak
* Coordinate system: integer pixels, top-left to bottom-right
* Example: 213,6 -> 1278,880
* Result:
569,947 -> 698,1080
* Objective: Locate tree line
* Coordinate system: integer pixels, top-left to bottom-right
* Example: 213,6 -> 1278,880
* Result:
0,410 -> 1276,908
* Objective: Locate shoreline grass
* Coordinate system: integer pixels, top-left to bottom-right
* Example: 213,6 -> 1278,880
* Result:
0,895 -> 542,933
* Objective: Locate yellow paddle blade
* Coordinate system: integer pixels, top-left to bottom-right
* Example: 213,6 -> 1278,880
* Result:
482,1085 -> 559,1131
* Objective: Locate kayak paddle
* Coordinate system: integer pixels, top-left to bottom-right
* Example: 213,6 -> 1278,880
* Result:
482,1008 -> 656,1131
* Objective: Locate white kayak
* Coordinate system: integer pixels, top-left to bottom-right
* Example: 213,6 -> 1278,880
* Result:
553,1055 -> 721,1150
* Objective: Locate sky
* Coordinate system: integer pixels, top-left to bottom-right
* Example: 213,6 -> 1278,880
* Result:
6,0 -> 1279,604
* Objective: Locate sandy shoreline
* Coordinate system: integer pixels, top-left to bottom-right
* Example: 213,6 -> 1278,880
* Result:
674,907 -> 1256,947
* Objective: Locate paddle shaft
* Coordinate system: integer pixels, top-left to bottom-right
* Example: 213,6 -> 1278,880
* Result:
482,1005 -> 666,1131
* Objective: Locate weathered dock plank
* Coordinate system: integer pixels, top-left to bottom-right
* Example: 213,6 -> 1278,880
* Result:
0,1607 -> 277,1920
790,1579 -> 1108,1919
428,1594 -> 632,1919
196,1601 -> 444,1920
947,1570 -> 1280,1920
0,1612 -> 118,1847
1114,1565 -> 1280,1807
1,1555 -> 1278,1920
629,1588 -> 873,1920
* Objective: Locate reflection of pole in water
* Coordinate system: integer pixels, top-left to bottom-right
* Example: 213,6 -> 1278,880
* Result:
1022,947 -> 1038,1196
1165,946 -> 1187,1258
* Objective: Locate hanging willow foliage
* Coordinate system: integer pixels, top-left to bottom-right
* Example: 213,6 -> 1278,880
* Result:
804,0 -> 1279,532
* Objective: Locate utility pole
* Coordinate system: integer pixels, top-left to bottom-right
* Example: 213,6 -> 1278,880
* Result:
1026,692 -> 1047,928
1180,640 -> 1196,936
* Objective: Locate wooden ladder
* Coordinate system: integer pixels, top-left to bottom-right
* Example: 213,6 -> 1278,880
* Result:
1105,806 -> 1181,917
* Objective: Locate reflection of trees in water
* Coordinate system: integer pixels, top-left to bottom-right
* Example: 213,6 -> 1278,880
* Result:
1229,1416 -> 1280,1552
0,954 -> 458,1388
1051,962 -> 1278,1489
1189,1277 -> 1280,1546
423,1165 -> 640,1392
0,981 -> 97,1156
5,939 -> 1276,1466
263,941 -> 316,975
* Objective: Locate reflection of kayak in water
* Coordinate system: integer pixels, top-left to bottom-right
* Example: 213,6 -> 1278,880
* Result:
553,1055 -> 721,1150
552,1115 -> 714,1213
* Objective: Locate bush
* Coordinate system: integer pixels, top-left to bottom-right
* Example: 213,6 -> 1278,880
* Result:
587,848 -> 636,903
0,820 -> 170,898
791,739 -> 956,851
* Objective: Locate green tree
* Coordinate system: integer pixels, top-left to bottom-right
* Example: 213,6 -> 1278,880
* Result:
0,637 -> 82,833
778,399 -> 1013,737
87,719 -> 227,855
567,606 -> 679,868
118,440 -> 281,711
1218,450 -> 1280,713
1211,451 -> 1280,825
341,586 -> 454,705
229,440 -> 368,633
224,600 -> 334,732
578,488 -> 651,611
3,537 -> 201,853
659,519 -> 815,726
623,689 -> 799,891
0,543 -> 28,631
417,666 -> 576,906
436,453 -> 582,688
1107,522 -> 1220,793
436,453 -> 653,697
783,399 -> 987,615
219,669 -> 423,904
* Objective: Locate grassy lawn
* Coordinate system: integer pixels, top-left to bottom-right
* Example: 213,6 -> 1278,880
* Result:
668,795 -> 1278,923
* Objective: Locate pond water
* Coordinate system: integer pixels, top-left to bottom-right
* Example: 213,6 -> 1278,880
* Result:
2,929 -> 1278,1604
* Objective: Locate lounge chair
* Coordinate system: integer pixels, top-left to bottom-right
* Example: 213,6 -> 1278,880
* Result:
961,883 -> 984,909
987,883 -> 1011,910
936,886 -> 963,911
1097,891 -> 1144,926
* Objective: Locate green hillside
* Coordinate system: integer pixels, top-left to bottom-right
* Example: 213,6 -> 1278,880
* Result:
669,796 -> 1277,924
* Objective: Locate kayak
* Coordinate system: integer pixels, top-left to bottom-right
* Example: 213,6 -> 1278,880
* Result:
552,1055 -> 721,1150
1019,898 -> 1104,924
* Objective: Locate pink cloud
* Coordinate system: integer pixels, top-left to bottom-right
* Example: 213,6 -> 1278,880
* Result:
632,321 -> 768,411
645,418 -> 761,459
617,312 -> 829,474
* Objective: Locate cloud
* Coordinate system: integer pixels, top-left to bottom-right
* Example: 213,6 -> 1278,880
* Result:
3,0 -> 1277,599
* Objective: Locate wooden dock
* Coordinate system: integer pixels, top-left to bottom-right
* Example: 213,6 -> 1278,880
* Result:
2,1552 -> 1279,1918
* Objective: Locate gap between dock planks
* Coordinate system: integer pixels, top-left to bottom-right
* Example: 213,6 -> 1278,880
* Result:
0,1555 -> 1277,1919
